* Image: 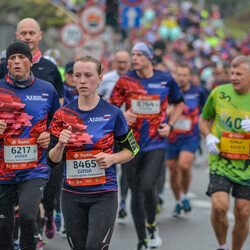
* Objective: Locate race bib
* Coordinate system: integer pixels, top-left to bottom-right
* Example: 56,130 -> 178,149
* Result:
131,94 -> 160,118
4,138 -> 38,170
65,150 -> 106,186
220,132 -> 250,159
174,117 -> 192,133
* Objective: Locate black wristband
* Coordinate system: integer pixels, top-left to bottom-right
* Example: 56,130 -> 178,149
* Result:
167,123 -> 174,132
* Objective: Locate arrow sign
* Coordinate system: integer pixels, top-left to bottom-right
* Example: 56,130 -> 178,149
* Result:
121,6 -> 142,29
126,7 -> 137,28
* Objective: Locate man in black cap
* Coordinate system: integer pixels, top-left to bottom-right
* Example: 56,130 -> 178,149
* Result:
0,18 -> 65,241
0,40 -> 60,249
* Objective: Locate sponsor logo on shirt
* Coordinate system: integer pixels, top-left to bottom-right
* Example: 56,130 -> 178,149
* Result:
11,140 -> 30,145
148,83 -> 166,89
88,114 -> 111,122
74,153 -> 92,158
184,94 -> 197,99
25,95 -> 48,102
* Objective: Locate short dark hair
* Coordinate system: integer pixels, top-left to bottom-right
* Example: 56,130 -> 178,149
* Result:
177,62 -> 192,74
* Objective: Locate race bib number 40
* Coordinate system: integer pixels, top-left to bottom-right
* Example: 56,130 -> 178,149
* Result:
4,138 -> 38,170
220,132 -> 250,159
131,94 -> 160,118
66,150 -> 106,186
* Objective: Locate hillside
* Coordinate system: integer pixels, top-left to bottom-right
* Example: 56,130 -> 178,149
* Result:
225,7 -> 250,39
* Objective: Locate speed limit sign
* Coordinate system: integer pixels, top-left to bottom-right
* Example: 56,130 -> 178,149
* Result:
60,23 -> 84,48
76,37 -> 105,60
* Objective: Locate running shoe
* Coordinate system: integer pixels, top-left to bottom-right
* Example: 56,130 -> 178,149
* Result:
118,208 -> 127,219
42,238 -> 47,245
14,239 -> 20,250
61,228 -> 67,238
158,193 -> 165,205
173,203 -> 182,217
44,216 -> 56,239
182,199 -> 192,213
55,213 -> 62,232
117,207 -> 128,224
36,234 -> 43,249
147,225 -> 162,248
135,239 -> 149,250
217,246 -> 229,250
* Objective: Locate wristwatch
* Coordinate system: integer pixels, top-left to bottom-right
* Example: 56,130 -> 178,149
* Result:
167,122 -> 174,132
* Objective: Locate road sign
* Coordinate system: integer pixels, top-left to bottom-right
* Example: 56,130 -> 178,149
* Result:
121,7 -> 142,29
80,5 -> 105,35
121,0 -> 142,6
77,37 -> 105,60
60,23 -> 84,48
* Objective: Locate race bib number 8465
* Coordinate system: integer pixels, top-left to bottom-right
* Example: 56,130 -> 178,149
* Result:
66,150 -> 106,186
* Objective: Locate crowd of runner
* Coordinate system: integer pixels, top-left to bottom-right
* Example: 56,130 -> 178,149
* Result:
0,1 -> 250,250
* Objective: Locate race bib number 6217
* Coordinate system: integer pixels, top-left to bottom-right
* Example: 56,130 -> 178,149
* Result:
4,138 -> 38,170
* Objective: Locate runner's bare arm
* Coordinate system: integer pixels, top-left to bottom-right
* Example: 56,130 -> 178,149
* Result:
94,149 -> 134,169
37,132 -> 50,149
123,108 -> 137,126
158,101 -> 184,137
167,101 -> 185,127
48,126 -> 72,163
0,120 -> 7,135
94,129 -> 139,169
199,116 -> 212,137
